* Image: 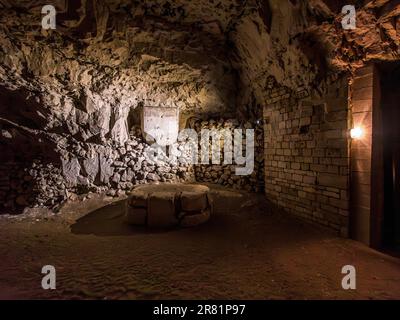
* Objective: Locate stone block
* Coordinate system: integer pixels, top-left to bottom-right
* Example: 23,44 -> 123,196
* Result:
291,162 -> 300,170
326,98 -> 347,112
351,171 -> 370,185
354,66 -> 374,77
325,111 -> 347,121
352,74 -> 373,90
352,147 -> 371,160
351,205 -> 371,245
352,87 -> 372,102
99,155 -> 115,184
353,112 -> 372,127
324,130 -> 343,139
125,206 -> 147,225
83,153 -> 99,182
128,190 -> 148,207
300,117 -> 311,126
326,148 -> 341,157
352,99 -> 372,113
292,174 -> 303,182
331,158 -> 348,166
62,157 -> 81,187
351,158 -> 371,172
180,191 -> 208,212
303,176 -> 316,185
329,198 -> 349,210
147,192 -> 178,228
318,173 -> 347,189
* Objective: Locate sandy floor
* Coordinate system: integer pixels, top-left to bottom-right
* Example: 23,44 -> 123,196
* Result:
0,185 -> 399,300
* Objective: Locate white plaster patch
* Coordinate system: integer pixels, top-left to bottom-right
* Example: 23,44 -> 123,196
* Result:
142,106 -> 179,146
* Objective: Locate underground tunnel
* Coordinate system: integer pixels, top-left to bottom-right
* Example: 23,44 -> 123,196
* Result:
0,0 -> 399,302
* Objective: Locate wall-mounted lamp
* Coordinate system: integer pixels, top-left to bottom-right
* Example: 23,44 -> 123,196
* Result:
350,127 -> 363,139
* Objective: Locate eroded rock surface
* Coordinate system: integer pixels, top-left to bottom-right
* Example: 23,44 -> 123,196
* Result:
0,0 -> 399,212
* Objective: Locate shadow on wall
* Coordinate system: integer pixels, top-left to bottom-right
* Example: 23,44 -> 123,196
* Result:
0,93 -> 61,213
0,87 -> 53,131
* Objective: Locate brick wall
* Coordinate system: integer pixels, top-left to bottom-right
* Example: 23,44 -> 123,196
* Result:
263,75 -> 350,235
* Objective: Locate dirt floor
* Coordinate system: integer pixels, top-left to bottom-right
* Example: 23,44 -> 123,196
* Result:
0,184 -> 399,300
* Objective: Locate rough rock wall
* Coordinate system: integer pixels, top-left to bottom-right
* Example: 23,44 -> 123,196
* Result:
2,0 -> 397,140
0,124 -> 196,212
230,0 -> 319,118
229,0 -> 400,118
0,0 -> 240,145
0,0 -> 399,214
305,0 -> 400,70
0,0 -> 242,212
0,160 -> 65,212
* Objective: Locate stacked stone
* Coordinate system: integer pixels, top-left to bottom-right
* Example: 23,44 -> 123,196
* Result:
29,160 -> 67,208
191,118 -> 264,192
179,191 -> 212,227
125,184 -> 212,228
125,190 -> 148,225
1,117 -> 264,213
60,127 -> 195,197
0,160 -> 67,212
0,125 -> 198,212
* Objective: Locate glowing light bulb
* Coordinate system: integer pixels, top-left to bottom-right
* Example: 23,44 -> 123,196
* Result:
350,127 -> 363,139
